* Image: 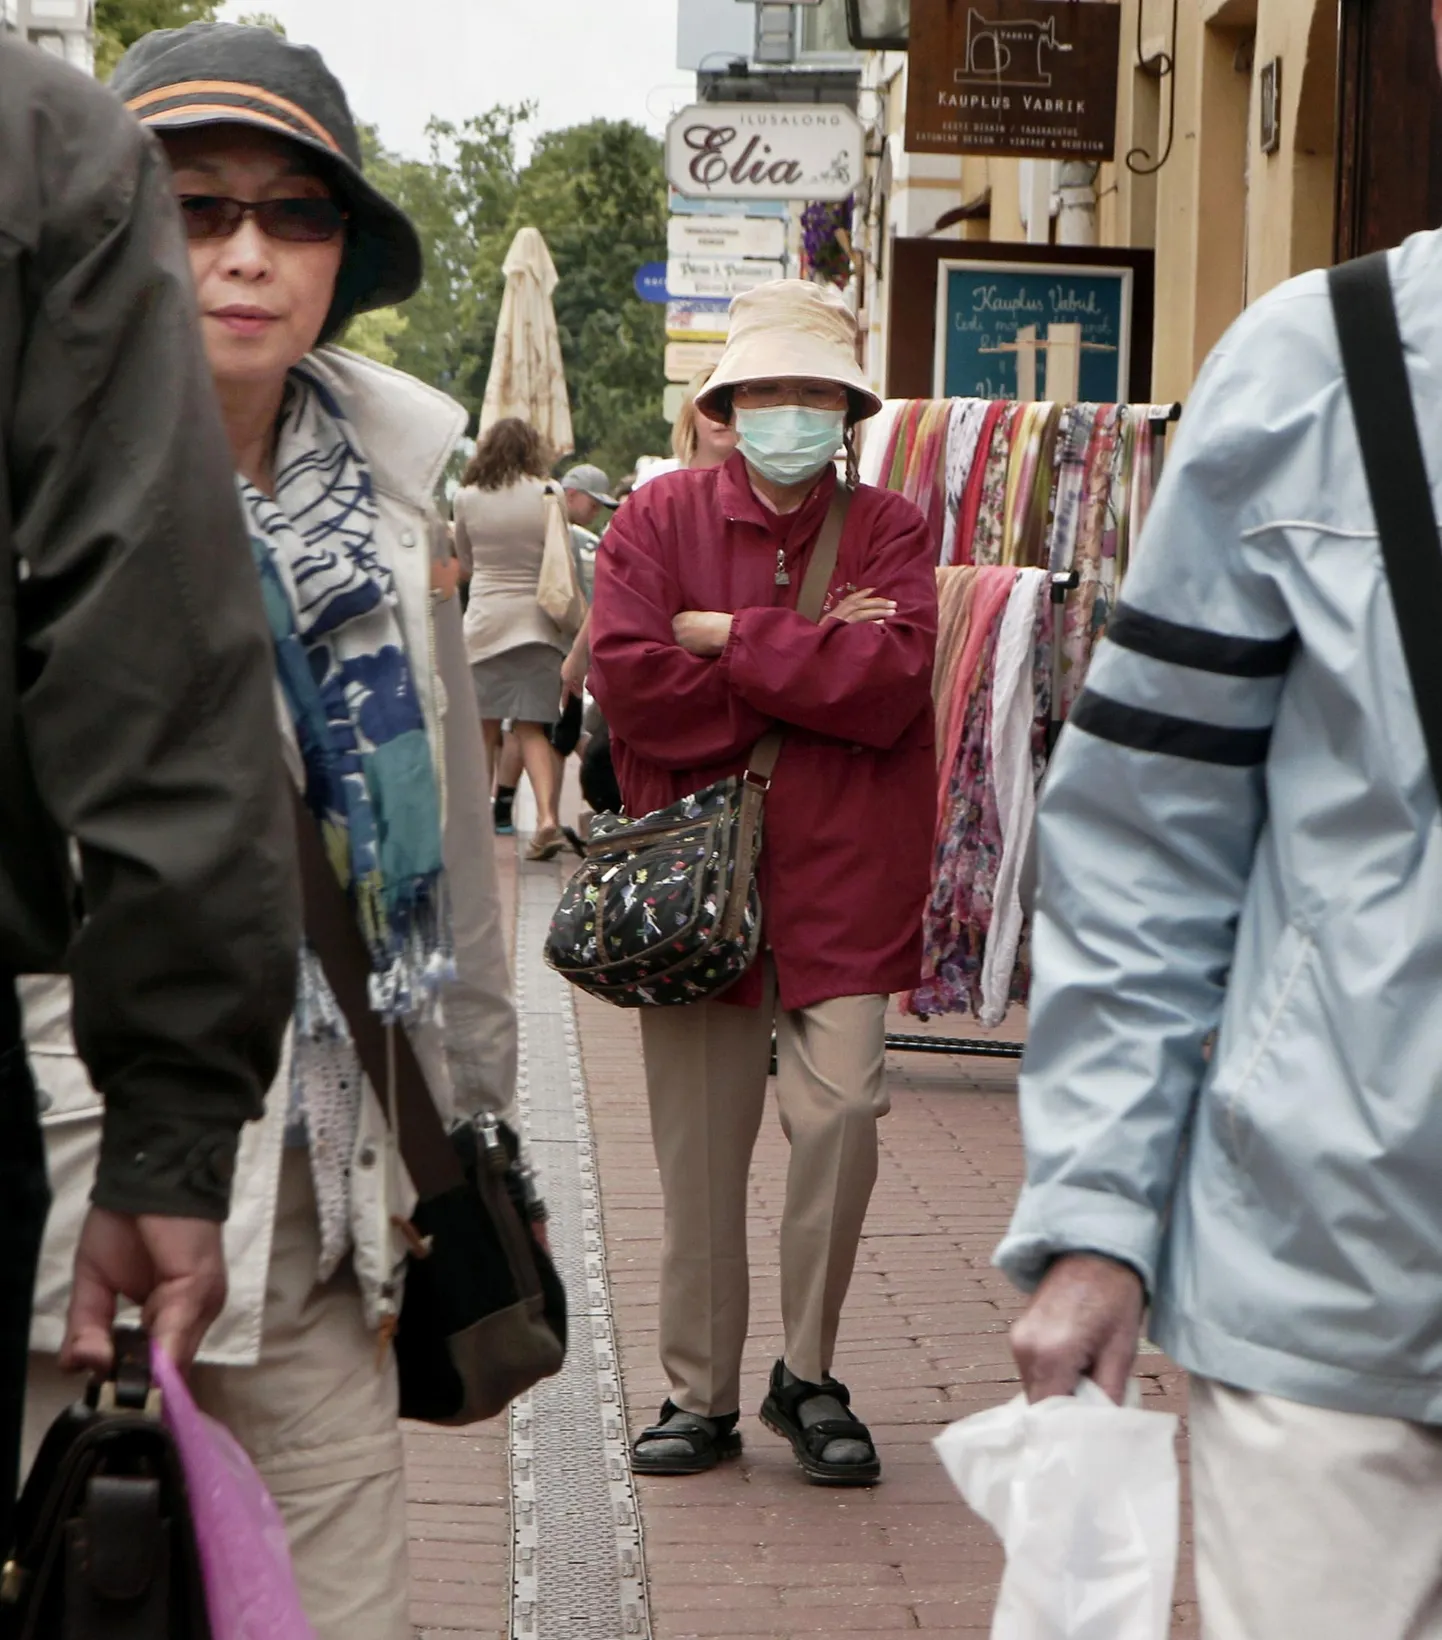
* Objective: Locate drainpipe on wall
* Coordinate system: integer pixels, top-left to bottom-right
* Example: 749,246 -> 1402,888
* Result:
1055,161 -> 1099,246
1020,159 -> 1055,245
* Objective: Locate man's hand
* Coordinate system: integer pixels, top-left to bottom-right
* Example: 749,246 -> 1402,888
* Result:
672,611 -> 734,658
826,587 -> 896,625
61,1208 -> 227,1375
1010,1252 -> 1145,1404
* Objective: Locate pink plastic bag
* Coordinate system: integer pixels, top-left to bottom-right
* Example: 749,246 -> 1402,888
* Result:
151,1343 -> 316,1640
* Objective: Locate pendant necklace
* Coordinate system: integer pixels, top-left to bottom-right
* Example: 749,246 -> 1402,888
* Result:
775,547 -> 790,587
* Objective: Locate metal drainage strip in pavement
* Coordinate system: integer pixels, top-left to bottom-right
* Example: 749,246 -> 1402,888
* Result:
508,863 -> 652,1640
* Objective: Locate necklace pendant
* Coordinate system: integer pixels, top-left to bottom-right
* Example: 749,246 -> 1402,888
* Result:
775,549 -> 791,587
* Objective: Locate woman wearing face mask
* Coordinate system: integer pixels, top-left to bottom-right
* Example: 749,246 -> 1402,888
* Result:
589,281 -> 938,1488
21,24 -> 524,1638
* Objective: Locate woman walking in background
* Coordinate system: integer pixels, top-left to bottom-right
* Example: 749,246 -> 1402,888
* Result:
456,418 -> 568,860
631,366 -> 739,491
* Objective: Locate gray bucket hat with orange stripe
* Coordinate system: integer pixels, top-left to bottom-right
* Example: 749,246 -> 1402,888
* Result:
112,22 -> 422,337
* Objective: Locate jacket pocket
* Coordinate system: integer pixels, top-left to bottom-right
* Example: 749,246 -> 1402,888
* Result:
1210,921 -> 1314,1161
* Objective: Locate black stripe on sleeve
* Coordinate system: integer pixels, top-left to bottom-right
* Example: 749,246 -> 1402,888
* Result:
1107,604 -> 1296,678
1070,691 -> 1273,767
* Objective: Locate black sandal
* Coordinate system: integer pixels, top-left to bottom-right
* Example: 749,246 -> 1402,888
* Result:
631,1401 -> 742,1476
759,1362 -> 881,1487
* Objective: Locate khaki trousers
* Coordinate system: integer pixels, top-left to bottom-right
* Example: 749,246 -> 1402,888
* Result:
1190,1375 -> 1442,1640
26,1151 -> 411,1640
640,963 -> 889,1417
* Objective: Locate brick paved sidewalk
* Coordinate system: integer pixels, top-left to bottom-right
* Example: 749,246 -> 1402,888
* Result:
404,839 -> 1200,1638
580,995 -> 1199,1640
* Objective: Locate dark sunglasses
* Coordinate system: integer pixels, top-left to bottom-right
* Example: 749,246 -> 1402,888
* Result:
178,194 -> 348,244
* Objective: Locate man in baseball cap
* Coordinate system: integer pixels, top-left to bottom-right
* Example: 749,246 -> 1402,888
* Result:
561,463 -> 618,528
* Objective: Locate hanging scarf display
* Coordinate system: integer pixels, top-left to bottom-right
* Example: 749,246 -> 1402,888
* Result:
868,392 -> 1179,1025
243,370 -> 451,1025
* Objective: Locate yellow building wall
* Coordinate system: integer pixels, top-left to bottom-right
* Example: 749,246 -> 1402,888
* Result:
861,0 -> 1339,405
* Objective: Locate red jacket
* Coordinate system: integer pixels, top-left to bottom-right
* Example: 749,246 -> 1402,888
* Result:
589,455 -> 938,1011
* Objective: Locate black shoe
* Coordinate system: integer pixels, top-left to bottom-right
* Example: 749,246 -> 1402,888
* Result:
759,1360 -> 881,1487
631,1401 -> 742,1476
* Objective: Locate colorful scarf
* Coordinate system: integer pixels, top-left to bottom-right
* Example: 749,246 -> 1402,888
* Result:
242,370 -> 450,1024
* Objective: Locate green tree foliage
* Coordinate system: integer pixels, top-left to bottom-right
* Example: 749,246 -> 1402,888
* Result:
358,110 -> 528,416
233,11 -> 286,32
499,121 -> 670,481
342,306 -> 408,369
357,113 -> 669,480
94,0 -> 218,78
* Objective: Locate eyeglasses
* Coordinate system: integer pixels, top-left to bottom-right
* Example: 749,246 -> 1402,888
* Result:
177,194 -> 348,244
731,379 -> 850,412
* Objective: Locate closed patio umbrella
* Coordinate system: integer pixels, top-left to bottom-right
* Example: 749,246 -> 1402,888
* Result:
480,226 -> 574,457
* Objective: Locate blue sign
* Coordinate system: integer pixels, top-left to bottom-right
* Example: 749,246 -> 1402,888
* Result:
633,262 -> 671,303
668,191 -> 790,220
936,260 -> 1133,402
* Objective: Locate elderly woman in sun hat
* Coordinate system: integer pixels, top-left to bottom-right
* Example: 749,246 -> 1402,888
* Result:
589,280 -> 939,1487
19,23 -> 522,1638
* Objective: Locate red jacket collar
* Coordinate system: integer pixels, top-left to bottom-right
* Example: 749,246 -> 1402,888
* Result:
716,451 -> 838,540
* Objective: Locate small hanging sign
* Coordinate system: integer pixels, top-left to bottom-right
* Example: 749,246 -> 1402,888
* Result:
905,0 -> 1123,161
1259,58 -> 1283,155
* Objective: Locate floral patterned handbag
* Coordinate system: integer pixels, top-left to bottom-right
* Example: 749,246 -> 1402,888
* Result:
545,486 -> 852,1007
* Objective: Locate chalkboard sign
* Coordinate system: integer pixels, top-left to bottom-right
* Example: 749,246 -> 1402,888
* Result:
933,258 -> 1134,401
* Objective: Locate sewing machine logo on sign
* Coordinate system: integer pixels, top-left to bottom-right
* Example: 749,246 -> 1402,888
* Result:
957,9 -> 1071,89
904,0 -> 1121,160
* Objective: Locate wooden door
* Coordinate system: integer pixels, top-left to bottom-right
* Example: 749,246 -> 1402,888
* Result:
1335,0 -> 1442,259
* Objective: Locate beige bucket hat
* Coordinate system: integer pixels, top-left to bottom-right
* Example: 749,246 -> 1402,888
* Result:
695,280 -> 883,424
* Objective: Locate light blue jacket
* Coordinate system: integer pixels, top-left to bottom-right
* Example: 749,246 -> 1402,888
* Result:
996,229 -> 1442,1422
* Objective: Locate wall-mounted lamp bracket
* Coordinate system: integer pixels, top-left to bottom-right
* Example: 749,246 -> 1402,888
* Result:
1125,0 -> 1180,176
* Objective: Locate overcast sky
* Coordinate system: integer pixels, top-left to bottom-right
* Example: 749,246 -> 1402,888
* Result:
217,0 -> 694,158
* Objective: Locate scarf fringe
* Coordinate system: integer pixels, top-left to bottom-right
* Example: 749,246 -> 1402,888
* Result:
366,874 -> 456,1026
295,875 -> 456,1043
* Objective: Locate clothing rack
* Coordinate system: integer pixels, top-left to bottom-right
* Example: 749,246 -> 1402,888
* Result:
878,398 -> 1183,1064
880,571 -> 1078,1065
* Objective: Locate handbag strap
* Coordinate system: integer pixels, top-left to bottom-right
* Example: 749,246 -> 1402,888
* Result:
289,786 -> 464,1201
746,483 -> 855,785
1329,254 -> 1442,800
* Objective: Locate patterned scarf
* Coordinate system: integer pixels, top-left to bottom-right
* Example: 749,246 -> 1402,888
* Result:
242,370 -> 450,1024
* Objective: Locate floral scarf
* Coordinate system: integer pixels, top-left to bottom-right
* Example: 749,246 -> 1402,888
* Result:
242,370 -> 449,1024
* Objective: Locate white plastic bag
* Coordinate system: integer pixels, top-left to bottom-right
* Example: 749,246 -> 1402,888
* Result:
934,1379 -> 1179,1640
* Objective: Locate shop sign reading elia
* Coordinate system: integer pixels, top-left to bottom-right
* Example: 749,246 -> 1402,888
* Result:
666,104 -> 863,203
905,0 -> 1122,161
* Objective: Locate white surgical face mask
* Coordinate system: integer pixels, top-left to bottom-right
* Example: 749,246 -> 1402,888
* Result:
734,405 -> 846,486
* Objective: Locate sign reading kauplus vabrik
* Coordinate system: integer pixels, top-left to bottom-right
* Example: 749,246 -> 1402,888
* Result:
905,0 -> 1122,161
666,104 -> 863,203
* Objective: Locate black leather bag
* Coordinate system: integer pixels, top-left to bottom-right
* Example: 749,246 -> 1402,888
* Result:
0,1328 -> 210,1640
291,790 -> 567,1426
545,486 -> 853,1008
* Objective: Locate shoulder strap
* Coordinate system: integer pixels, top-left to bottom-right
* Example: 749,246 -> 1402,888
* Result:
1329,253 -> 1442,800
289,785 -> 464,1201
747,484 -> 855,784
